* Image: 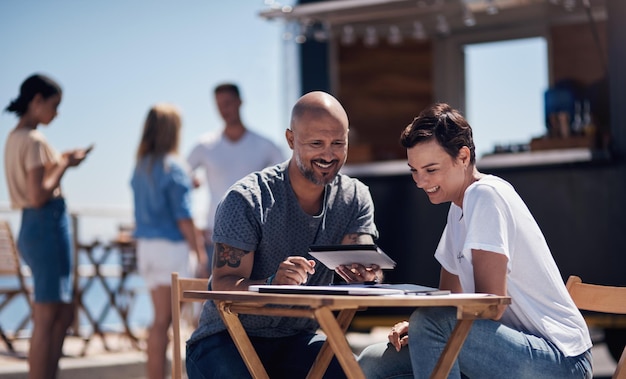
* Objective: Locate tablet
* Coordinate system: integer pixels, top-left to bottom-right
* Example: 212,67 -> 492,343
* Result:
308,244 -> 396,270
248,284 -> 406,296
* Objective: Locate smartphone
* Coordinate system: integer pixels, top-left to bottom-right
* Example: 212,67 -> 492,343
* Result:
84,144 -> 95,154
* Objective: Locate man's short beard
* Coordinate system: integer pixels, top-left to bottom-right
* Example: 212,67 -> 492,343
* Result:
296,155 -> 335,186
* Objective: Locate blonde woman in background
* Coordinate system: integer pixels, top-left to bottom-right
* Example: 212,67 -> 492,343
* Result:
131,103 -> 208,379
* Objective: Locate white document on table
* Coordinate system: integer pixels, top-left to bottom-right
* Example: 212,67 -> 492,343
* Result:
248,284 -> 405,296
248,283 -> 449,296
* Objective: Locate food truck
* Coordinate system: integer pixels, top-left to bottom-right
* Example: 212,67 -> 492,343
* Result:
262,0 -> 625,360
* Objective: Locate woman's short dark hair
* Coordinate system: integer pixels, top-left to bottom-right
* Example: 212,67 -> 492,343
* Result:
4,74 -> 62,117
400,103 -> 476,164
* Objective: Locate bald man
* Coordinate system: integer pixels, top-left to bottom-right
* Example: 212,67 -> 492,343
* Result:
186,91 -> 381,378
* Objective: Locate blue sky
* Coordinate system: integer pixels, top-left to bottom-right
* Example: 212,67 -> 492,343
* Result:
0,0 -> 548,239
0,1 -> 293,223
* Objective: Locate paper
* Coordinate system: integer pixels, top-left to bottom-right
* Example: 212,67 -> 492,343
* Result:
308,244 -> 396,270
248,284 -> 406,296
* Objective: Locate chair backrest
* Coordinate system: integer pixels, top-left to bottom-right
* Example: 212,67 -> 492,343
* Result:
171,272 -> 209,379
0,220 -> 32,353
0,220 -> 30,291
566,275 -> 626,379
0,220 -> 23,277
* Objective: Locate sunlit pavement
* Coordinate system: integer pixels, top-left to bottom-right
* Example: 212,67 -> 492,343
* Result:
0,334 -> 147,379
0,327 -> 618,379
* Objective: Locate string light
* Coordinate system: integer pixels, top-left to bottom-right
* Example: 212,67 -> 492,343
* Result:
563,0 -> 576,11
282,20 -> 297,41
268,0 -> 586,47
295,20 -> 308,44
462,2 -> 476,27
486,0 -> 499,15
364,26 -> 379,47
313,21 -> 331,42
341,25 -> 356,45
387,25 -> 403,45
436,14 -> 450,35
412,21 -> 427,41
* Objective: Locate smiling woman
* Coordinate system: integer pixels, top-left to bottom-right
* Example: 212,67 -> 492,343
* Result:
403,104 -> 478,207
357,102 -> 593,379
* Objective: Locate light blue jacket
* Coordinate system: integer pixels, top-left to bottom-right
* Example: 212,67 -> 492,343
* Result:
131,154 -> 193,241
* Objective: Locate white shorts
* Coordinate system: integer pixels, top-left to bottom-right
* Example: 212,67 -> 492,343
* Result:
136,238 -> 197,289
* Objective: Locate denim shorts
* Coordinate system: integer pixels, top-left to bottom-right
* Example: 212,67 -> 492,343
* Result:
18,197 -> 73,303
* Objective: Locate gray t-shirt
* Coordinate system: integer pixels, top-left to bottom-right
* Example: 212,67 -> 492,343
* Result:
188,161 -> 378,342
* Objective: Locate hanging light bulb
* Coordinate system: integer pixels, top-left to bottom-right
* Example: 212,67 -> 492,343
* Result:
412,21 -> 427,40
364,26 -> 379,47
313,21 -> 331,42
295,19 -> 309,44
563,0 -> 576,11
282,20 -> 296,41
387,25 -> 403,45
265,0 -> 280,10
340,25 -> 356,45
436,14 -> 450,35
486,0 -> 499,15
462,3 -> 476,27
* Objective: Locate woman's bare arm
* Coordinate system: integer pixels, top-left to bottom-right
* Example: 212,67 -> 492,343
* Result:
472,249 -> 509,319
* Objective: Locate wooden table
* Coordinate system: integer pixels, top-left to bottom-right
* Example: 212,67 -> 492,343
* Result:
184,290 -> 510,379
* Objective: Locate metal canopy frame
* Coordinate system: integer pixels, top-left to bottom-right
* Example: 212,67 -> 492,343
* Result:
259,0 -> 606,38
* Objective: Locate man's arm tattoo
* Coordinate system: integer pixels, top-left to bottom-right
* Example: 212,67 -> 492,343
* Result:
344,233 -> 370,244
215,243 -> 251,268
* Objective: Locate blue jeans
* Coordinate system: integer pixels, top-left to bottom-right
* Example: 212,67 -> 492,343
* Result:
186,330 -> 348,379
358,307 -> 592,379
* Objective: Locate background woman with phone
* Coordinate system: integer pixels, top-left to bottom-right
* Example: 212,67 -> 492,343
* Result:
3,73 -> 92,378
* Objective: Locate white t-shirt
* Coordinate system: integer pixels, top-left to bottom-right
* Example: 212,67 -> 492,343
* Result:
187,129 -> 284,230
435,175 -> 591,357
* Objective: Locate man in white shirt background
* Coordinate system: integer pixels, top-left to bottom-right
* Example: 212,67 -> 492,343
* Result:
187,83 -> 285,276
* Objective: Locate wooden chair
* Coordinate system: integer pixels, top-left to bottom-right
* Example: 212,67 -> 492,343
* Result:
171,272 -> 209,379
0,220 -> 32,353
566,275 -> 626,379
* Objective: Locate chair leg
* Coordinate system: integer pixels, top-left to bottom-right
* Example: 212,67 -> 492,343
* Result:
0,325 -> 16,353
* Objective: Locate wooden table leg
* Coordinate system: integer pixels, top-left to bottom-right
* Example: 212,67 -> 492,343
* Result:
314,307 -> 365,379
430,319 -> 474,379
307,308 -> 357,379
217,301 -> 269,379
